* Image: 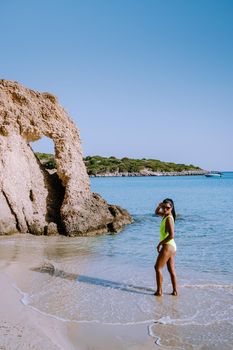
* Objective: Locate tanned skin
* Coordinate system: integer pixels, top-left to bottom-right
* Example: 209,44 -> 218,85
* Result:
154,202 -> 178,296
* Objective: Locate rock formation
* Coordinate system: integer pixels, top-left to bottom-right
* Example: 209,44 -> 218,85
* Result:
0,80 -> 132,236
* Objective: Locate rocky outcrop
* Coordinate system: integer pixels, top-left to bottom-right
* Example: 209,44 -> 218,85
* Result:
0,80 -> 132,236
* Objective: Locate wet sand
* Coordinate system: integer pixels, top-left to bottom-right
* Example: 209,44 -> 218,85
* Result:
0,235 -> 157,350
0,269 -> 74,350
1,234 -> 232,350
0,271 -> 157,350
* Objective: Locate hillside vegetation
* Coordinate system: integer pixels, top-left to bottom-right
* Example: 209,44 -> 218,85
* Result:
35,153 -> 202,175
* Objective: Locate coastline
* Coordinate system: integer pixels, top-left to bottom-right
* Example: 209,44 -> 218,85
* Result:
0,235 -> 159,350
1,174 -> 232,349
90,169 -> 207,177
1,219 -> 233,349
0,271 -> 156,350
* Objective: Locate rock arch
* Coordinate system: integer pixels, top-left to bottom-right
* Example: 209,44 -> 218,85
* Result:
0,80 -> 132,236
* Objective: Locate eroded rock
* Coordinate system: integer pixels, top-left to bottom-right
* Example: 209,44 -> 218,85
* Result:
0,80 -> 132,236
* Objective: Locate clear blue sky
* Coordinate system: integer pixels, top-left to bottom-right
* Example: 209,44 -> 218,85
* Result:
1,0 -> 233,170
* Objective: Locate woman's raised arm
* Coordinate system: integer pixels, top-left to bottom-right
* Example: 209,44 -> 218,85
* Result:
155,202 -> 164,216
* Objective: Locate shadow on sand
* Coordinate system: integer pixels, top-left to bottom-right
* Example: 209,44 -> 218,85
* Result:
31,263 -> 155,296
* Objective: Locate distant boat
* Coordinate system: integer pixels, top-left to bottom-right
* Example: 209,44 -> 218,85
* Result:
205,171 -> 222,178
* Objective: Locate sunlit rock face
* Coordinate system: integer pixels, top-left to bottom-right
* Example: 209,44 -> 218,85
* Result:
0,80 -> 132,236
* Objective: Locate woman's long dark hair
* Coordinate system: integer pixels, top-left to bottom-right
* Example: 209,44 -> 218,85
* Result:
163,198 -> 176,221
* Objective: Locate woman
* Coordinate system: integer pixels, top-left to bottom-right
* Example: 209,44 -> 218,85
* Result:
154,198 -> 178,296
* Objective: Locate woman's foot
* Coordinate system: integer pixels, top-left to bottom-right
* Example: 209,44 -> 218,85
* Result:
154,290 -> 162,296
171,290 -> 178,296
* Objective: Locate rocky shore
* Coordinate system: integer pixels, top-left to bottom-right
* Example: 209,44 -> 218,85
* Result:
90,169 -> 208,177
0,80 -> 132,236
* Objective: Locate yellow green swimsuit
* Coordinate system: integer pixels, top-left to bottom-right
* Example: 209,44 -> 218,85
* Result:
160,215 -> 177,251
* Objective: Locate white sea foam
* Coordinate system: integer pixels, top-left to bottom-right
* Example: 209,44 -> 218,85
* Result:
149,320 -> 233,350
182,283 -> 233,290
11,278 -> 159,326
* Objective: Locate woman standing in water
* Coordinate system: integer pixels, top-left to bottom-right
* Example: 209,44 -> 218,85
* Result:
154,198 -> 178,296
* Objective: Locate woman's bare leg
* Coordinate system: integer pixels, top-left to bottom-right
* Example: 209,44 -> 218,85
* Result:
154,245 -> 173,296
167,254 -> 178,295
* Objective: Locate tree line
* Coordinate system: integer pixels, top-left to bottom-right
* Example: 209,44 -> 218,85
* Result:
35,153 -> 202,175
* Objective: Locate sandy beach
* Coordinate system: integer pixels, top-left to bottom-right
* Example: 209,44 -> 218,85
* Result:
0,267 -> 73,350
0,271 -> 157,350
0,235 -> 158,350
1,219 -> 232,350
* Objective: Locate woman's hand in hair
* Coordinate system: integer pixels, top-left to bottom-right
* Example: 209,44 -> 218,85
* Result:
155,203 -> 164,216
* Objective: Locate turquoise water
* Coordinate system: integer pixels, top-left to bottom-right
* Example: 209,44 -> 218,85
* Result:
90,172 -> 233,280
1,173 -> 233,349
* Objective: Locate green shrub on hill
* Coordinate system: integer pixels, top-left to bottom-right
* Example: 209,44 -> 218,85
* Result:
35,153 -> 202,175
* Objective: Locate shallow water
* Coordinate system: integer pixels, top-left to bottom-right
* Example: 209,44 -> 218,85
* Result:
1,173 -> 233,349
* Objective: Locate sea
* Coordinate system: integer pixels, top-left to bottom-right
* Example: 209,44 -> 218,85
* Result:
1,172 -> 233,349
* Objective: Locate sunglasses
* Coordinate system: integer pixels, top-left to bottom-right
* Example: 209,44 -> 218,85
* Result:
164,206 -> 172,210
